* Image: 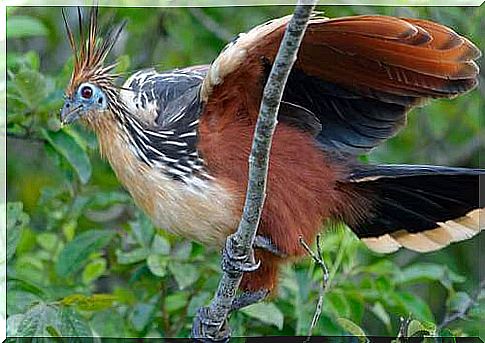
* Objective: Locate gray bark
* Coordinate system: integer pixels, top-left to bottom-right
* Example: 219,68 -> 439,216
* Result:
193,1 -> 318,340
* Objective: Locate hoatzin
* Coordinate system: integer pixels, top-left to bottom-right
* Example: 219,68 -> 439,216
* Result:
61,8 -> 483,310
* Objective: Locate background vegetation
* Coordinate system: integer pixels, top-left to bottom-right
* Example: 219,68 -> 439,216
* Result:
5,5 -> 484,339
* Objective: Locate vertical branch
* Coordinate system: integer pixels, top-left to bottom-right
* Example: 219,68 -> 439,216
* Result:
193,1 -> 318,341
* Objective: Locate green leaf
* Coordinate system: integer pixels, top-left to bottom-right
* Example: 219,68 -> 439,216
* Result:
130,213 -> 155,248
371,302 -> 391,332
41,129 -> 92,184
7,15 -> 48,38
89,191 -> 131,209
36,232 -> 59,252
168,262 -> 200,289
57,306 -> 92,336
151,233 -> 171,255
16,303 -> 57,336
392,292 -> 434,322
356,259 -> 399,277
24,50 -> 41,70
90,309 -> 127,337
7,289 -> 43,316
7,278 -> 46,315
398,263 -> 465,286
61,293 -> 117,311
15,303 -> 90,337
438,328 -> 456,338
241,302 -> 284,330
55,229 -> 115,277
8,69 -> 49,109
13,254 -> 45,285
62,220 -> 77,242
146,254 -> 168,277
172,240 -> 192,260
116,247 -> 150,265
6,202 -> 30,261
130,296 -> 159,332
82,258 -> 107,284
326,291 -> 351,318
420,321 -> 437,335
336,318 -> 367,341
315,314 -> 345,336
407,319 -> 435,337
345,292 -> 365,323
45,325 -> 62,338
164,292 -> 189,313
7,278 -> 45,298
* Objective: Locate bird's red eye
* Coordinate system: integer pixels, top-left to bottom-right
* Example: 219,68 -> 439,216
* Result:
81,86 -> 93,99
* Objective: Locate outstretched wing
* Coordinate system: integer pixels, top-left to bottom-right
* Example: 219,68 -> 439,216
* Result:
201,15 -> 481,155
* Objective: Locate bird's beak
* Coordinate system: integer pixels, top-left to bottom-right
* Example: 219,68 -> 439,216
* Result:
60,99 -> 82,126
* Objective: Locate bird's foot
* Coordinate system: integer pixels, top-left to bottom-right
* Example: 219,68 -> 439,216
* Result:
254,235 -> 287,258
192,307 -> 231,343
191,290 -> 270,342
222,234 -> 261,274
231,288 -> 270,312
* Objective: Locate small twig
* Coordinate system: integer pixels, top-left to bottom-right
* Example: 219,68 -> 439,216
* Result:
397,315 -> 412,341
188,8 -> 233,42
299,235 -> 329,284
299,234 -> 329,341
437,279 -> 485,330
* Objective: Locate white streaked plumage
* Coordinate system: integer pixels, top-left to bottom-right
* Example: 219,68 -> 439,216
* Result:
114,66 -> 209,183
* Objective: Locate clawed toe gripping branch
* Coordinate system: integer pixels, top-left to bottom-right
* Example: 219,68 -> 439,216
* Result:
222,234 -> 261,275
191,1 -> 318,341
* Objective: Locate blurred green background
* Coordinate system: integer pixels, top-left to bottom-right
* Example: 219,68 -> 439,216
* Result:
5,5 -> 484,339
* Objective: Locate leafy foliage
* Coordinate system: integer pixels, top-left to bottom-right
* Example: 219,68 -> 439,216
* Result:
6,5 -> 484,339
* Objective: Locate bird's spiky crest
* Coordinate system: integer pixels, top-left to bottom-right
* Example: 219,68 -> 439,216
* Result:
62,7 -> 125,96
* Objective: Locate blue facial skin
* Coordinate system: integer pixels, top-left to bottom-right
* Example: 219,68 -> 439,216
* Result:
60,82 -> 108,125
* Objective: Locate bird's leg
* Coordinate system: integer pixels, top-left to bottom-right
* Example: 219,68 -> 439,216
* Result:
192,235 -> 261,342
253,235 -> 287,258
192,236 -> 278,341
192,307 -> 231,343
230,288 -> 270,312
192,290 -> 269,342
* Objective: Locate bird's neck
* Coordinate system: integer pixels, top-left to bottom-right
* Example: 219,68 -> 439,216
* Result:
90,108 -> 238,247
83,109 -> 121,160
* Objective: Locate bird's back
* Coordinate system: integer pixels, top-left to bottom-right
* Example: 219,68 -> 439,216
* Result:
121,66 -> 208,127
116,66 -> 211,182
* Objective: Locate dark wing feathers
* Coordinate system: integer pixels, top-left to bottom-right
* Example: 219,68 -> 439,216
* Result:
202,15 -> 480,155
278,101 -> 322,136
342,165 -> 483,252
281,69 -> 408,153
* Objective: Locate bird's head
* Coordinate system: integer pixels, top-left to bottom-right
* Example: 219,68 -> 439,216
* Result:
61,82 -> 108,125
60,7 -> 125,127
